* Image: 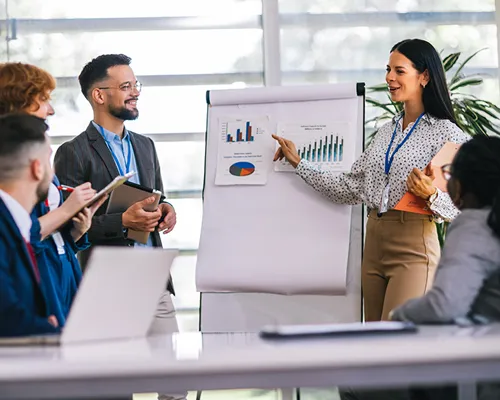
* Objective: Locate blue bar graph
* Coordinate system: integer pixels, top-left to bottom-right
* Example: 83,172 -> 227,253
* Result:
296,134 -> 343,163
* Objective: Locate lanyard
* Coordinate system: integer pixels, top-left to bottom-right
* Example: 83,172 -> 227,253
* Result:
97,125 -> 132,176
44,182 -> 61,209
384,113 -> 424,175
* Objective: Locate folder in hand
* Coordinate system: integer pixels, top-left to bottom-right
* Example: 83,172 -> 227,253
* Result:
55,172 -> 135,235
394,142 -> 461,215
106,181 -> 163,244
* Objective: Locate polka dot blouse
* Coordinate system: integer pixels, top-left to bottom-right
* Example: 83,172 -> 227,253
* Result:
296,113 -> 470,221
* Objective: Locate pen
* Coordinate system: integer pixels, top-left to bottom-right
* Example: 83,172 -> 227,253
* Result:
57,185 -> 74,193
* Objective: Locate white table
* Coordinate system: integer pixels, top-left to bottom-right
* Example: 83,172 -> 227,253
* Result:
0,325 -> 499,399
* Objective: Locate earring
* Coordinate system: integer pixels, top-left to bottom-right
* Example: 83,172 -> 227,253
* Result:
422,83 -> 426,88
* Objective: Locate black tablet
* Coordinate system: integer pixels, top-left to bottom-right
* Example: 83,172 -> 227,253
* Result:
260,321 -> 418,339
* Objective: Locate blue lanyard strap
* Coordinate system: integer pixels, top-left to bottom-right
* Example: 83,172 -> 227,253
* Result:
384,113 -> 424,175
97,125 -> 132,176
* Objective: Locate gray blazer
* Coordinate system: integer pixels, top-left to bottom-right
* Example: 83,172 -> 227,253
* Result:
392,207 -> 500,324
54,122 -> 174,294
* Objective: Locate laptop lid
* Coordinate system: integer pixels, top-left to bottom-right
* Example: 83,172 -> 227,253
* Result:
61,247 -> 177,345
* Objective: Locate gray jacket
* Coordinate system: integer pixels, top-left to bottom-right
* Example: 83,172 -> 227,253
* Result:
392,208 -> 500,324
344,209 -> 500,400
53,122 -> 174,294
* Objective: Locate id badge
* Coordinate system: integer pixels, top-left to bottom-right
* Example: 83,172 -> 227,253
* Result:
379,183 -> 391,214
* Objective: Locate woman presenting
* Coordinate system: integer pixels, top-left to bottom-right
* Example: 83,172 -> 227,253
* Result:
273,38 -> 469,321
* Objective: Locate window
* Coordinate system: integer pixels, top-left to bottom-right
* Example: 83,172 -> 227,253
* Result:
8,0 -> 262,19
3,0 -> 500,334
3,0 -> 264,326
278,0 -> 499,130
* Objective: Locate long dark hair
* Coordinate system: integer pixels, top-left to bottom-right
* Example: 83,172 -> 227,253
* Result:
452,135 -> 500,238
391,39 -> 457,125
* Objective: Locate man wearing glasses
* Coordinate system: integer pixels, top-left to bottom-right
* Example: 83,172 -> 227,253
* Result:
54,54 -> 185,400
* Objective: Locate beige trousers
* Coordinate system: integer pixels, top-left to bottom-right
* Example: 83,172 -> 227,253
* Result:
148,291 -> 180,336
148,292 -> 187,400
363,210 -> 441,321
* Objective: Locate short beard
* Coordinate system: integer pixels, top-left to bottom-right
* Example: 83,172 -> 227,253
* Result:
36,181 -> 50,204
109,105 -> 139,121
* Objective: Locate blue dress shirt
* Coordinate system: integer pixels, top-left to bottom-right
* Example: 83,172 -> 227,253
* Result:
92,121 -> 153,248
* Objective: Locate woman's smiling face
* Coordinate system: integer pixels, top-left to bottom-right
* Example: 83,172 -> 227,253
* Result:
386,50 -> 428,104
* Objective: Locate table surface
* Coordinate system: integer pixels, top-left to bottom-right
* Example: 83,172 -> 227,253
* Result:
1,324 -> 500,399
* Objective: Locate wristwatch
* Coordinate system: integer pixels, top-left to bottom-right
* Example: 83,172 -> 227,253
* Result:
427,188 -> 439,205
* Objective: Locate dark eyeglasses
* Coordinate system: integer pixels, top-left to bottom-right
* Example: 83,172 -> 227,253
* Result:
98,81 -> 142,93
441,164 -> 452,181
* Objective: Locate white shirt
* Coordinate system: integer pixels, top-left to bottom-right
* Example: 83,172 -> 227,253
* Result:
47,183 -> 66,255
0,189 -> 32,242
296,113 -> 470,221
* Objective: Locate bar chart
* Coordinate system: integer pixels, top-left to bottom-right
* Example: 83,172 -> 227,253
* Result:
274,122 -> 351,172
216,117 -> 271,185
297,134 -> 344,163
224,121 -> 261,143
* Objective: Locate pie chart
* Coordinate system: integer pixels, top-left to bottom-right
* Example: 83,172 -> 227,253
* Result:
229,161 -> 255,177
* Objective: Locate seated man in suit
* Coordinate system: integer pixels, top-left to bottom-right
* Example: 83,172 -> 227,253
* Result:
0,114 -> 60,336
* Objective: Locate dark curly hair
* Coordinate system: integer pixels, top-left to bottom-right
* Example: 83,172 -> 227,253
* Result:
452,135 -> 500,238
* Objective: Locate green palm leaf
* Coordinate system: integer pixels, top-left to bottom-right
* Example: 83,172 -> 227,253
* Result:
450,48 -> 487,85
367,83 -> 389,92
366,97 -> 399,115
449,76 -> 483,91
442,52 -> 460,72
466,101 -> 500,121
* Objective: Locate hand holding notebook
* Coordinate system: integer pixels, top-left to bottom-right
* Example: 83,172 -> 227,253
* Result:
55,172 -> 135,233
77,171 -> 136,213
395,142 -> 461,215
122,196 -> 162,234
106,182 -> 163,244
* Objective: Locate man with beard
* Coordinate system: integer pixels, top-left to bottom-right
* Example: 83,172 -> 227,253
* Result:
0,114 -> 60,336
54,54 -> 184,400
0,61 -> 105,329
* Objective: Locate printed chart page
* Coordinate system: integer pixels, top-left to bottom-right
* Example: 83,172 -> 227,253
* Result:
275,122 -> 353,172
215,117 -> 273,185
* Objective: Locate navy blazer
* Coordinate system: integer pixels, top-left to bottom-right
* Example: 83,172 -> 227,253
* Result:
0,199 -> 60,337
30,175 -> 89,326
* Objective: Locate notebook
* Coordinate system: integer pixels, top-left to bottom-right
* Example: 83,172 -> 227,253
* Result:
0,247 -> 178,346
52,172 -> 136,234
394,142 -> 461,215
77,171 -> 136,213
106,181 -> 163,244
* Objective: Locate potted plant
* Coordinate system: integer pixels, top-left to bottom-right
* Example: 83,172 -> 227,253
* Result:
366,49 -> 500,245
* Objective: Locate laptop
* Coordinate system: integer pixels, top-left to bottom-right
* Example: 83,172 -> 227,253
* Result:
0,247 -> 178,346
